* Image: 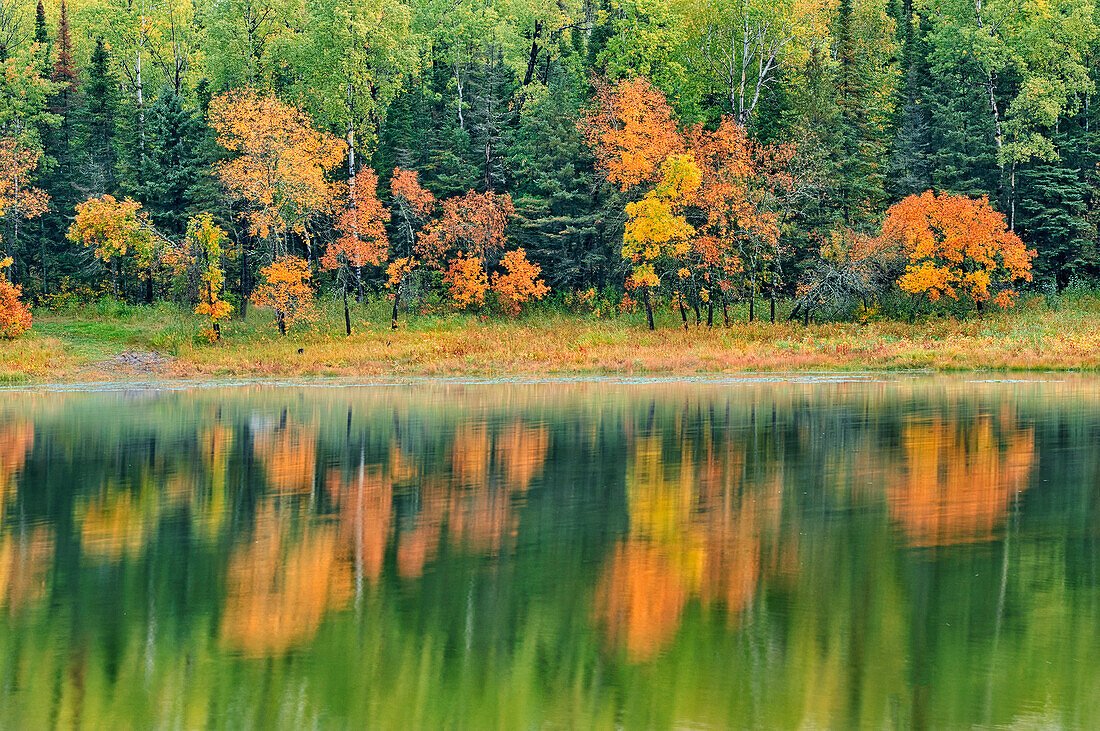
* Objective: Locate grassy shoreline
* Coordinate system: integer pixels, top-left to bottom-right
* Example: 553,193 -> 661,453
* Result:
3,294 -> 1100,384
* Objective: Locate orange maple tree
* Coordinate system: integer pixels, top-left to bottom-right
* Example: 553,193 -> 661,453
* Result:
418,190 -> 515,265
388,168 -> 436,329
491,248 -> 550,315
208,91 -> 344,260
880,191 -> 1035,310
443,254 -> 489,310
0,136 -> 50,278
323,167 -> 390,335
0,257 -> 32,338
325,167 -> 390,276
580,77 -> 685,191
250,256 -> 316,335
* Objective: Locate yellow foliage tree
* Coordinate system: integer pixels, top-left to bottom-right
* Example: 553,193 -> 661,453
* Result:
622,154 -> 701,329
208,91 -> 344,260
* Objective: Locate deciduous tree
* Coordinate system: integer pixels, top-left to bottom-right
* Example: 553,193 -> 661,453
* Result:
323,167 -> 389,334
881,190 -> 1035,310
67,194 -> 159,298
209,91 -> 344,261
491,247 -> 549,315
251,255 -> 316,335
0,256 -> 31,337
0,136 -> 48,280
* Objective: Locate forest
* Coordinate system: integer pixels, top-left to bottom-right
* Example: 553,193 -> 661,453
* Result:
1,0 -> 1099,340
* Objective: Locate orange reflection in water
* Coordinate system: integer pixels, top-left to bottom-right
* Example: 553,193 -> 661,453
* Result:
593,540 -> 688,661
594,436 -> 781,660
326,465 -> 393,584
253,421 -> 318,495
221,506 -> 352,656
396,421 -> 548,578
0,526 -> 54,613
888,416 -> 1034,547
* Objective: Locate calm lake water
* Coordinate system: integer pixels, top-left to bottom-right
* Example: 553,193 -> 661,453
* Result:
1,376 -> 1099,727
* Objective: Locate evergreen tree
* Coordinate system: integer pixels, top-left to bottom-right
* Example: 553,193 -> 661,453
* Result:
508,73 -> 607,289
1016,124 -> 1098,287
467,44 -> 516,193
31,0 -> 81,295
923,61 -> 999,198
135,86 -> 218,236
76,37 -> 119,197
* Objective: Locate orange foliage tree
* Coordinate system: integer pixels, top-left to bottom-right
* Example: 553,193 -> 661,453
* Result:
584,78 -> 798,329
323,167 -> 390,335
419,190 -> 515,310
0,257 -> 32,338
580,77 -> 685,191
67,195 -> 162,298
0,137 -> 49,282
491,248 -> 550,315
388,168 -> 436,329
689,119 -> 794,324
208,91 -> 344,261
880,191 -> 1035,311
443,254 -> 489,310
251,256 -> 316,335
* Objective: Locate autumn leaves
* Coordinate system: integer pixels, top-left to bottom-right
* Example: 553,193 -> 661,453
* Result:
584,77 -> 1036,327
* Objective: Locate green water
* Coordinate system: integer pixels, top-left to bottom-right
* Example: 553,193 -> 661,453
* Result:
1,376 -> 1099,728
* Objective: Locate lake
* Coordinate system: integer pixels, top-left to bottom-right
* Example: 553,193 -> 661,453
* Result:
1,376 -> 1099,727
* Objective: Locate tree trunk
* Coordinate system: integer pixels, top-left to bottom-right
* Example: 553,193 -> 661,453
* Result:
144,268 -> 153,303
707,299 -> 714,327
770,290 -> 775,323
748,280 -> 756,322
277,310 -> 286,336
678,294 -> 689,329
643,288 -> 655,330
522,21 -> 542,86
343,286 -> 351,336
391,275 -> 401,330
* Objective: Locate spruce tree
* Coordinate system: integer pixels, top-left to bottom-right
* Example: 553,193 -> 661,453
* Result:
467,44 -> 516,193
76,37 -> 120,197
135,86 -> 218,236
508,73 -> 605,289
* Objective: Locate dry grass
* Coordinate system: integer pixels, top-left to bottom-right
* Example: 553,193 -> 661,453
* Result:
4,293 -> 1100,384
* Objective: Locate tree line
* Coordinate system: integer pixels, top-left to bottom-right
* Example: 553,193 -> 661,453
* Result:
1,0 -> 1097,336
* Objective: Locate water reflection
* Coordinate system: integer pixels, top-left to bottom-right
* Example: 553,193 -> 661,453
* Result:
0,380 -> 1098,727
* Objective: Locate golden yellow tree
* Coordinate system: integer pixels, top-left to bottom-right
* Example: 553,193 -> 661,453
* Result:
208,91 -> 344,261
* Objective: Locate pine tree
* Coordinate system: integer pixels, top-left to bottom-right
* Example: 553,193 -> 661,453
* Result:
135,86 -> 218,236
76,38 -> 120,197
467,44 -> 516,193
508,73 -> 606,289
